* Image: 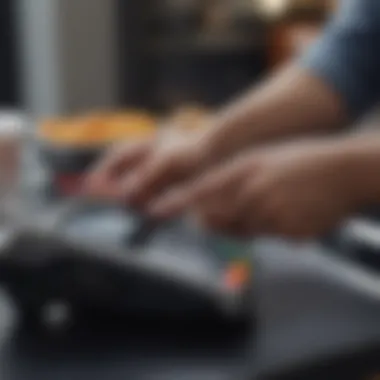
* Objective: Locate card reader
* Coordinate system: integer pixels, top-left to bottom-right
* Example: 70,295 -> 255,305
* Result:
0,200 -> 254,329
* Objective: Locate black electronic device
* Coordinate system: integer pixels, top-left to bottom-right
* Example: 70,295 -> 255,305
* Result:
0,199 -> 254,330
3,201 -> 380,379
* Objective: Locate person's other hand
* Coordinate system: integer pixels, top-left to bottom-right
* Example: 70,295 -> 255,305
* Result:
83,130 -> 213,209
150,139 -> 364,239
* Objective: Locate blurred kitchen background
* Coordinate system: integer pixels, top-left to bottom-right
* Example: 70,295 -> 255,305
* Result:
0,0 -> 337,120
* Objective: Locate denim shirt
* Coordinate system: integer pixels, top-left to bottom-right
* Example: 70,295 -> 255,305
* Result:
301,0 -> 380,120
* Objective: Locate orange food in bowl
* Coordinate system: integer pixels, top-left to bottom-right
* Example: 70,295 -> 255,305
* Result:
38,110 -> 157,148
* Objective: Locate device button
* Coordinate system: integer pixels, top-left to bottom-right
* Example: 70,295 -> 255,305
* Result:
224,261 -> 251,290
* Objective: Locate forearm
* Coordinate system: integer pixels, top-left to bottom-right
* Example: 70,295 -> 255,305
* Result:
201,0 -> 380,164
201,64 -> 348,163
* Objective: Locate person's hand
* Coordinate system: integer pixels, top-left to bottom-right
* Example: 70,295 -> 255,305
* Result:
149,138 -> 366,239
83,130 -> 214,209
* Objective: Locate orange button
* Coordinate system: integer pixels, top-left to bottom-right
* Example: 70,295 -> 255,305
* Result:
224,261 -> 251,290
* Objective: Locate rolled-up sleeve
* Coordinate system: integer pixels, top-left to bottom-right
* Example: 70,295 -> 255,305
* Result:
300,0 -> 380,120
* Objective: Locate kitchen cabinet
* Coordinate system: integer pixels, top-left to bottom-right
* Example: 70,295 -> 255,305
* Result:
118,0 -> 267,111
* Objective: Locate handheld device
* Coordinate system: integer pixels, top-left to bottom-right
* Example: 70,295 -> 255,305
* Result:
0,199 -> 254,329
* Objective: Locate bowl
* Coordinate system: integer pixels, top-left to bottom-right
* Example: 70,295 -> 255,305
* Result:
37,111 -> 157,174
39,142 -> 105,174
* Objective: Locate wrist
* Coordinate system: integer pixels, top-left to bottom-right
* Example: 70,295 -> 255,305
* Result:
191,124 -> 230,167
195,113 -> 257,167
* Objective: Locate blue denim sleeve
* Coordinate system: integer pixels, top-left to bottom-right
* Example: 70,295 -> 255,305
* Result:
300,0 -> 380,120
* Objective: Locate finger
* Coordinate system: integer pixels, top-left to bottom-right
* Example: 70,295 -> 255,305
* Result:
149,156 -> 254,217
80,180 -> 121,200
200,219 -> 251,239
192,209 -> 251,239
193,196 -> 238,229
194,210 -> 232,232
97,167 -> 141,203
242,204 -> 278,236
189,157 -> 253,203
194,177 -> 244,219
233,176 -> 268,219
84,139 -> 152,193
207,218 -> 253,239
232,178 -> 282,236
198,207 -> 235,228
125,153 -> 181,206
83,143 -> 150,200
198,175 -> 271,237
